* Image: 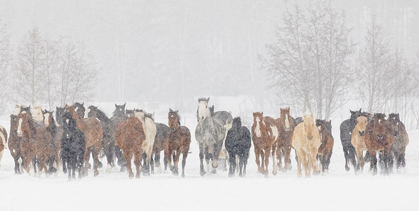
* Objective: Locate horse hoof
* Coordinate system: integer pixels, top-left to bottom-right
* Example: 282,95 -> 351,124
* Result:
273,171 -> 277,176
63,169 -> 67,174
228,173 -> 234,178
129,172 -> 134,179
345,166 -> 350,171
200,170 -> 206,176
211,169 -> 217,174
181,174 -> 185,178
94,170 -> 99,177
264,174 -> 269,179
98,162 -> 103,169
135,174 -> 141,179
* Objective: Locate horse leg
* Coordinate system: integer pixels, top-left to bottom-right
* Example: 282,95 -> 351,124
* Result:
260,150 -> 265,172
173,150 -> 181,176
295,150 -> 303,177
93,144 -> 100,177
343,146 -> 350,171
124,152 -> 134,178
355,147 -> 363,172
271,144 -> 277,176
326,151 -> 332,173
255,148 -> 262,174
83,149 -> 91,176
134,150 -> 142,179
114,146 -> 126,172
150,152 -> 155,174
369,151 -> 377,176
400,151 -> 406,168
349,145 -> 357,170
155,151 -> 162,174
263,148 -> 270,178
228,152 -> 235,177
238,154 -> 244,177
284,144 -> 292,171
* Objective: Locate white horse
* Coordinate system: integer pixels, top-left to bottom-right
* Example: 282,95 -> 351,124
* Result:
32,105 -> 44,124
134,109 -> 157,176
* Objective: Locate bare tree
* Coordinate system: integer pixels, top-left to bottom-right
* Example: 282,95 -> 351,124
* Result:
14,27 -> 46,106
261,1 -> 354,119
0,20 -> 12,114
42,38 -> 61,110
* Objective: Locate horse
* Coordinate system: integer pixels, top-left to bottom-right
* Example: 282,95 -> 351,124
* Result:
61,111 -> 85,180
111,103 -> 127,170
0,124 -> 7,167
86,106 -> 120,169
364,113 -> 395,175
115,116 -> 145,178
276,107 -> 295,172
166,109 -> 191,177
32,105 -> 44,125
293,117 -> 303,126
56,106 -> 66,126
350,115 -> 368,172
292,111 -> 321,177
251,112 -> 279,178
74,102 -> 85,119
9,114 -> 22,174
134,109 -> 157,176
388,113 -> 409,170
316,119 -> 334,173
340,109 -> 362,171
225,117 -> 251,177
65,104 -> 103,177
152,123 -> 171,173
43,110 -> 62,174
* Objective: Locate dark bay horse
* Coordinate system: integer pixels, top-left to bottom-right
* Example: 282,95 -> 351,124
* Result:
225,117 -> 251,177
276,107 -> 295,172
388,113 -> 409,170
340,109 -> 361,171
365,113 -> 395,175
316,119 -> 334,173
166,109 -> 191,177
86,106 -> 119,169
9,114 -> 22,174
74,102 -> 85,119
115,116 -> 145,178
61,112 -> 85,180
66,104 -> 103,177
152,123 -> 171,173
43,110 -> 62,174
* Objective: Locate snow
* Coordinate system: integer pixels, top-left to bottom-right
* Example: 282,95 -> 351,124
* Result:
0,102 -> 418,211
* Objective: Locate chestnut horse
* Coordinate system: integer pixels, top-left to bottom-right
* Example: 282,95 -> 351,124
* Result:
9,114 -> 22,174
316,119 -> 334,173
351,115 -> 368,172
388,113 -> 409,170
251,112 -> 279,178
292,111 -> 321,177
364,113 -> 394,175
115,116 -> 145,178
66,104 -> 103,177
166,109 -> 191,177
276,107 -> 295,172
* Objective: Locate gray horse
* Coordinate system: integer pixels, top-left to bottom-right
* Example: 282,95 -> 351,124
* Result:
195,97 -> 232,176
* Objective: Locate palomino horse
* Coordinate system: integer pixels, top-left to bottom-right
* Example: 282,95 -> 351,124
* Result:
351,115 -> 368,172
66,104 -> 103,177
9,114 -> 22,174
251,112 -> 279,178
365,113 -> 395,175
152,123 -> 171,173
110,103 -> 127,170
340,109 -> 361,171
276,107 -> 295,171
61,112 -> 85,180
115,116 -> 145,178
86,105 -> 120,169
316,119 -> 334,173
166,109 -> 191,177
388,113 -> 409,170
225,117 -> 251,177
292,111 -> 321,177
0,124 -> 7,167
134,109 -> 157,176
43,110 -> 62,174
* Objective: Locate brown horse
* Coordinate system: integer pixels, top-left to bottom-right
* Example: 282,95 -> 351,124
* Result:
44,110 -> 63,174
364,113 -> 394,175
9,114 -> 22,174
275,107 -> 295,172
0,124 -> 7,167
292,111 -> 321,177
351,115 -> 368,172
251,112 -> 279,178
166,109 -> 191,177
65,104 -> 103,177
152,123 -> 171,173
316,119 -> 334,173
115,116 -> 145,178
388,113 -> 409,170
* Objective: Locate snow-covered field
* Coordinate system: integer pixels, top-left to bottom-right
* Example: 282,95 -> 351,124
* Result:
0,101 -> 418,211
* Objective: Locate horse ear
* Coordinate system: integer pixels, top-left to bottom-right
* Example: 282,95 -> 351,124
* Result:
115,103 -> 117,107
169,108 -> 173,113
261,112 -> 264,116
207,97 -> 210,102
123,103 -> 126,107
176,110 -> 179,113
82,102 -> 84,106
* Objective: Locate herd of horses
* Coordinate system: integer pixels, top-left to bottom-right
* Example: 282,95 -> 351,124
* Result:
0,98 -> 410,180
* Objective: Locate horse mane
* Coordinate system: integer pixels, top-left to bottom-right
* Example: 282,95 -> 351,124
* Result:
198,97 -> 209,102
90,106 -> 110,121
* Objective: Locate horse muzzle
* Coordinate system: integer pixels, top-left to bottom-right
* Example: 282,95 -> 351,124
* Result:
359,131 -> 365,136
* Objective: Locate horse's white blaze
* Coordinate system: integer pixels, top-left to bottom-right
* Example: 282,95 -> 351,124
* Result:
44,113 -> 50,126
84,108 -> 90,119
13,105 -> 21,115
270,125 -> 278,142
255,117 -> 261,137
75,107 -> 78,112
285,114 -> 290,130
66,119 -> 69,124
17,118 -> 23,136
0,131 -> 6,149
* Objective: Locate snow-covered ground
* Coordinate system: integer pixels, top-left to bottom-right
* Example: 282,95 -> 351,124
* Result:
0,101 -> 418,211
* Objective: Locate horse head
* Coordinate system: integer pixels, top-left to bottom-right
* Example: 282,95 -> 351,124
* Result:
86,105 -> 98,119
253,112 -> 265,137
17,111 -> 34,138
388,113 -> 402,136
303,111 -> 314,140
74,102 -> 85,119
56,107 -> 65,126
43,109 -> 55,127
355,116 -> 368,136
113,103 -> 126,118
280,107 -> 292,131
168,108 -> 181,129
197,97 -> 210,122
32,105 -> 44,123
373,113 -> 387,142
126,109 -> 134,118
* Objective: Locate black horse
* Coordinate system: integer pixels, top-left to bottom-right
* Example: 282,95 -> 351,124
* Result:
87,106 -> 122,168
56,107 -> 66,126
152,123 -> 171,173
340,109 -> 362,171
225,117 -> 251,177
110,103 -> 127,170
61,112 -> 85,180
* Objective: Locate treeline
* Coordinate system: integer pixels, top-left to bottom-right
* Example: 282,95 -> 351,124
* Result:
0,25 -> 97,113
